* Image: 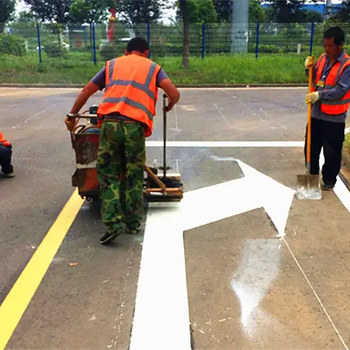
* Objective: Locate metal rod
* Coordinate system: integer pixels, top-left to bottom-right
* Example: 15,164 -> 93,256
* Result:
163,94 -> 167,179
201,23 -> 205,60
36,23 -> 42,64
310,22 -> 315,56
256,22 -> 260,60
92,22 -> 97,66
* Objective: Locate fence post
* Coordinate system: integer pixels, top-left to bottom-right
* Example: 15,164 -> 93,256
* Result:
147,22 -> 151,58
201,23 -> 205,60
310,22 -> 315,56
92,22 -> 97,66
255,22 -> 260,60
36,23 -> 42,64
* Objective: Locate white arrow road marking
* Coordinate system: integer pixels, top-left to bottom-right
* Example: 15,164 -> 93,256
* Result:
129,203 -> 191,350
231,239 -> 281,339
130,160 -> 295,349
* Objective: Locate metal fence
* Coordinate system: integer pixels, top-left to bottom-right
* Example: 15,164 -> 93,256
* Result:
1,22 -> 350,65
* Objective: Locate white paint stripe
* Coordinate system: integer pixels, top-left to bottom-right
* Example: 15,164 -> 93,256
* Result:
334,177 -> 350,213
177,87 -> 307,91
214,103 -> 233,129
130,203 -> 191,350
146,141 -> 304,148
12,104 -> 57,129
284,239 -> 349,350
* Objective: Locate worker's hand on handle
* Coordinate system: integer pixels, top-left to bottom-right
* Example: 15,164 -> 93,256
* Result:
304,55 -> 315,69
305,92 -> 320,104
164,102 -> 175,113
65,113 -> 79,131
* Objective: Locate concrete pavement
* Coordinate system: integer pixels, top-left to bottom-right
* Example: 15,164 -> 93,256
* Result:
0,87 -> 350,350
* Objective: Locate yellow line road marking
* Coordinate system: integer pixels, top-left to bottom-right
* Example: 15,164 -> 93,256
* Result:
0,190 -> 84,350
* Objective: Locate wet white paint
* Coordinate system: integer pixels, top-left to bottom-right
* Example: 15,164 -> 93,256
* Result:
131,160 -> 295,349
146,141 -> 304,148
130,202 -> 190,350
231,239 -> 281,339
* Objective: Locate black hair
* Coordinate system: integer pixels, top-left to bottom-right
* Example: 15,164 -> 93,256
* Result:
127,37 -> 150,53
324,27 -> 345,46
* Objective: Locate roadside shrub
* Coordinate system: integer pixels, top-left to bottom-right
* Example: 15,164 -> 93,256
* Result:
44,42 -> 68,58
0,35 -> 26,56
99,42 -> 124,61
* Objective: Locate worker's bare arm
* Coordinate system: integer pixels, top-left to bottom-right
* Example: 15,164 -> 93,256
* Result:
158,78 -> 180,112
70,81 -> 99,114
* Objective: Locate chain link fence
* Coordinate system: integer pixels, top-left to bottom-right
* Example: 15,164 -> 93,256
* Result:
1,21 -> 350,65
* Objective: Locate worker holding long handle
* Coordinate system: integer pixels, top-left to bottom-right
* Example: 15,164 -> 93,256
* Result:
66,37 -> 180,245
304,26 -> 350,191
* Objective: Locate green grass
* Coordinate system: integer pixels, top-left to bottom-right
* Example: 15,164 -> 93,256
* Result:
345,130 -> 350,150
0,51 -> 309,85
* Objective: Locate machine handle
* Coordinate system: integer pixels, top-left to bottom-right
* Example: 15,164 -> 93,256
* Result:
163,94 -> 168,179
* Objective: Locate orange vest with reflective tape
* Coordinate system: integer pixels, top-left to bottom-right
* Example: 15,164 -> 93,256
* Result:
97,54 -> 161,137
0,131 -> 10,147
313,52 -> 350,115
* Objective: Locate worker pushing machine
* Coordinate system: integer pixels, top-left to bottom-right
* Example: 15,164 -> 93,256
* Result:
66,37 -> 180,244
304,26 -> 350,191
0,130 -> 15,178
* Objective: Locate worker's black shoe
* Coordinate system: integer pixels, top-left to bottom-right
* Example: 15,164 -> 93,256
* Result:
126,222 -> 142,235
322,182 -> 335,191
4,172 -> 15,178
100,230 -> 122,245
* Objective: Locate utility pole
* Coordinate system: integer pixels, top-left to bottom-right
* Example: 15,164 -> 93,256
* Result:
231,0 -> 249,54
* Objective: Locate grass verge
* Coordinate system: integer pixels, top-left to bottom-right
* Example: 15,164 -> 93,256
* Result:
0,52 -> 309,85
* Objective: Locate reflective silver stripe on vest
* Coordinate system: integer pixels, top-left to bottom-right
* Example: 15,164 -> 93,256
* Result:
106,79 -> 155,100
106,60 -> 157,99
109,59 -> 116,81
102,97 -> 154,121
335,57 -> 350,84
322,98 -> 350,106
145,62 -> 157,87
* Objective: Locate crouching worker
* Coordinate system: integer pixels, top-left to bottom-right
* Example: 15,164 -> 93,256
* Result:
0,130 -> 15,178
66,37 -> 180,245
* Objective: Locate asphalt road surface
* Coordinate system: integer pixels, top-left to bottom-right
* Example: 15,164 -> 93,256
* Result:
1,87 -> 350,350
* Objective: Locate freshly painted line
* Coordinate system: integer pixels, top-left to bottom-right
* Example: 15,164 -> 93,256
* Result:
12,104 -> 57,129
130,202 -> 191,350
146,141 -> 304,148
334,177 -> 350,213
231,239 -> 281,339
0,190 -> 84,350
131,160 -> 294,349
284,239 -> 349,350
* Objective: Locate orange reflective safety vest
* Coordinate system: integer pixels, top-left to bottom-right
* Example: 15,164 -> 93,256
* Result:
313,52 -> 350,115
97,54 -> 161,137
0,131 -> 10,147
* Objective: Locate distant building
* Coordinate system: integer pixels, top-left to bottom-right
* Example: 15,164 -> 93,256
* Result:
261,3 -> 343,17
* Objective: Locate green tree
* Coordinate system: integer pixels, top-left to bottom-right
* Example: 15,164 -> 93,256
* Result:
70,0 -> 113,24
213,0 -> 231,22
115,0 -> 166,27
331,1 -> 350,22
179,0 -> 190,68
10,11 -> 37,42
0,0 -> 16,33
264,0 -> 324,23
24,0 -> 73,23
177,0 -> 217,23
249,0 -> 266,23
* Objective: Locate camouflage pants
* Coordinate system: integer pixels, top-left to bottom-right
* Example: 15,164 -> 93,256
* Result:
97,121 -> 146,235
